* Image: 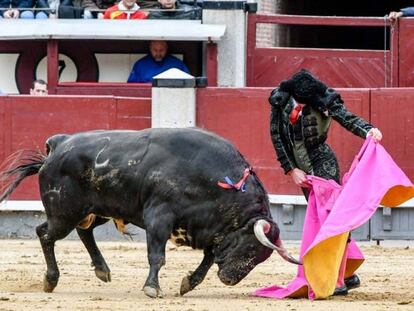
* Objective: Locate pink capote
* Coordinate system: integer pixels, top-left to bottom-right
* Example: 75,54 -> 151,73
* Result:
255,137 -> 414,300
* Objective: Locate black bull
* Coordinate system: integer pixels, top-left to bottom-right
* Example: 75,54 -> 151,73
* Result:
0,128 -> 298,297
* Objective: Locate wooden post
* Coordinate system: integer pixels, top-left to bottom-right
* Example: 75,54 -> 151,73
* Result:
390,20 -> 399,87
246,13 -> 257,87
206,42 -> 218,87
47,39 -> 59,94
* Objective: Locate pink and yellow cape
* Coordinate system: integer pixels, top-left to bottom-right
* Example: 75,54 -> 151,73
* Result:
255,137 -> 414,300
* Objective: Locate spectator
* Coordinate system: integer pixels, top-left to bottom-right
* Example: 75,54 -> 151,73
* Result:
103,0 -> 148,19
148,0 -> 201,20
0,0 -> 48,19
58,0 -> 84,18
388,7 -> 414,22
127,40 -> 189,83
81,0 -> 116,19
30,79 -> 48,96
81,0 -> 100,18
36,0 -> 65,18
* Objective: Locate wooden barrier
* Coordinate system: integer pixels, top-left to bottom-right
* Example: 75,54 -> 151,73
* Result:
1,87 -> 414,199
0,95 -> 151,200
56,82 -> 152,98
246,14 -> 399,88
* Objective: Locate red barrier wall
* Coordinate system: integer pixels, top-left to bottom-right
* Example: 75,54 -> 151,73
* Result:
398,19 -> 414,87
371,88 -> 414,178
0,95 -> 151,200
2,88 -> 414,200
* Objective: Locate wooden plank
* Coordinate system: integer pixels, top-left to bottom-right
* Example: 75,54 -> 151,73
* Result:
115,97 -> 151,130
370,88 -> 414,180
251,48 -> 389,88
206,42 -> 218,87
397,19 -> 414,87
254,14 -> 391,27
47,40 -> 58,94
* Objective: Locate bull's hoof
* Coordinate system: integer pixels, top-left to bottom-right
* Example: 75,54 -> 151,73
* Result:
43,274 -> 58,293
143,286 -> 164,298
180,275 -> 192,296
95,268 -> 111,283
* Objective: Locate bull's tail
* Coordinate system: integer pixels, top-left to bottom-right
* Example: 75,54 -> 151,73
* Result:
0,149 -> 46,203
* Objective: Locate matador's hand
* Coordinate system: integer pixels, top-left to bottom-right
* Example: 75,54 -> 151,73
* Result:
367,128 -> 382,142
288,168 -> 310,188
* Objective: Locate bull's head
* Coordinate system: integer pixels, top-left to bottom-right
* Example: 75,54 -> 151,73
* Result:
214,219 -> 300,286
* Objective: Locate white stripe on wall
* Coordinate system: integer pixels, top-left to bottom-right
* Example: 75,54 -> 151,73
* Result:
1,196 -> 414,212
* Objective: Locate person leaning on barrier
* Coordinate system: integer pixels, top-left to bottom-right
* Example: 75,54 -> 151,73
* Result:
103,0 -> 148,19
147,0 -> 201,20
388,7 -> 414,22
30,79 -> 48,96
0,0 -> 48,19
127,40 -> 190,83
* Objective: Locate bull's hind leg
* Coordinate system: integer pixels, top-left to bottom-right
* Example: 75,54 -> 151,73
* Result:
76,216 -> 111,283
36,219 -> 78,292
180,250 -> 214,295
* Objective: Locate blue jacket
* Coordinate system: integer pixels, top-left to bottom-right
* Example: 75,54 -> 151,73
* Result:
127,54 -> 190,83
401,7 -> 414,17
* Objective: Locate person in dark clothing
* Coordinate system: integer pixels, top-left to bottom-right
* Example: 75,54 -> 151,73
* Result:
58,0 -> 83,18
268,69 -> 382,296
148,0 -> 201,20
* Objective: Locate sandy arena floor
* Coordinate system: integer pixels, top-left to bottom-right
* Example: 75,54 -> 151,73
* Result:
0,239 -> 413,311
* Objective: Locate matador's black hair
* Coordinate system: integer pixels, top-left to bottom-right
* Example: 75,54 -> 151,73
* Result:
279,69 -> 328,105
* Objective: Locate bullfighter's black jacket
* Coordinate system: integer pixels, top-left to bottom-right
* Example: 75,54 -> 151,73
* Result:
269,76 -> 373,182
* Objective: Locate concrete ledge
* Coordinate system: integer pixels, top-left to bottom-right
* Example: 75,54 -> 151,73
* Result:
203,1 -> 245,10
0,200 -> 44,211
268,194 -> 414,208
268,194 -> 307,205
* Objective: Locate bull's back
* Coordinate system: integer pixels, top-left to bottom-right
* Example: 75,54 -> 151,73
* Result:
46,128 -> 245,178
41,128 -> 263,208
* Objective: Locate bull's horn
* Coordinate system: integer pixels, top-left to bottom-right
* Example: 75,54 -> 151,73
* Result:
253,219 -> 302,265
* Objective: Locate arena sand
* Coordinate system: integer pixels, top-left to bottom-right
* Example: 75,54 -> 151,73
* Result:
0,240 -> 413,311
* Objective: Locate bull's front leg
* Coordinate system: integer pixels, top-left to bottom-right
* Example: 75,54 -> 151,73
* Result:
143,208 -> 173,298
143,233 -> 169,298
180,250 -> 214,295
